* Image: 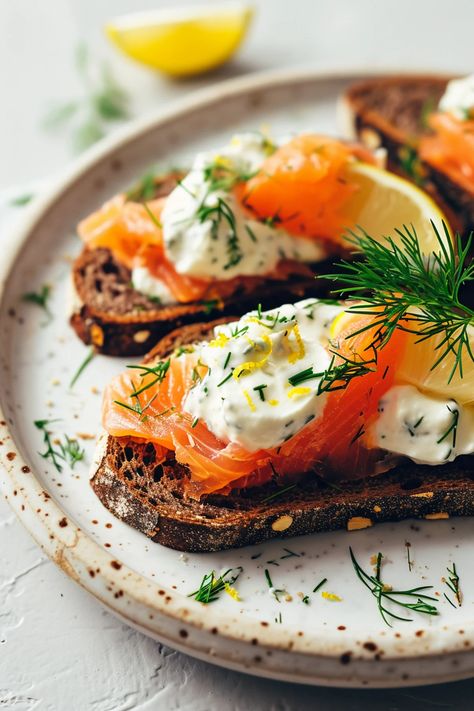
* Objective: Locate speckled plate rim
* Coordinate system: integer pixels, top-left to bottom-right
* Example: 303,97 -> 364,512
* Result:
1,65 -> 473,688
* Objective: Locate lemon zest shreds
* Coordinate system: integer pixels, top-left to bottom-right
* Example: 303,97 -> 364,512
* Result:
243,390 -> 256,412
224,583 -> 241,601
268,399 -> 279,406
287,386 -> 312,399
209,332 -> 229,348
321,591 -> 342,602
233,334 -> 272,379
285,324 -> 305,364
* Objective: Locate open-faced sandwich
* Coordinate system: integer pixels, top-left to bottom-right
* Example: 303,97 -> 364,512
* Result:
341,73 -> 474,232
91,221 -> 474,552
70,131 -> 391,355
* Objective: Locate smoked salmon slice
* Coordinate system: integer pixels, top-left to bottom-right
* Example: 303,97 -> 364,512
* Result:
420,112 -> 474,192
78,135 -> 374,305
102,312 -> 408,497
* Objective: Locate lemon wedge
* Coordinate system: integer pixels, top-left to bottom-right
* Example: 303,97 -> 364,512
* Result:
341,162 -> 451,253
105,2 -> 254,77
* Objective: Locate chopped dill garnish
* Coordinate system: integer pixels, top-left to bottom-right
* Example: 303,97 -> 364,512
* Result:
196,197 -> 242,269
437,404 -> 459,457
34,419 -> 85,472
405,541 -> 413,572
325,224 -> 474,384
69,348 -> 95,389
223,352 -> 232,369
350,547 -> 439,627
126,359 -> 171,397
302,595 -> 310,605
22,284 -> 52,318
126,170 -> 159,201
261,483 -> 297,503
264,568 -> 286,602
217,371 -> 233,387
200,299 -> 220,315
280,548 -> 300,559
443,563 -> 462,607
350,425 -> 365,445
10,192 -> 34,207
398,144 -> 425,185
313,578 -> 327,594
143,202 -> 162,229
253,384 -> 267,401
231,324 -> 249,338
245,224 -> 258,243
188,567 -> 242,604
288,351 -> 376,392
191,417 -> 199,428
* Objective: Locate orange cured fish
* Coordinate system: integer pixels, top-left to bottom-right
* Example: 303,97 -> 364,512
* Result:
102,313 -> 408,498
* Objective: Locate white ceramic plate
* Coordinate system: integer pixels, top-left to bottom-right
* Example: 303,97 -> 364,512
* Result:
1,69 -> 473,689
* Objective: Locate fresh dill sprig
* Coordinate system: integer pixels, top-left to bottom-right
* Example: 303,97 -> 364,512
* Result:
350,547 -> 439,627
34,419 -> 85,472
43,43 -> 129,152
437,404 -> 459,459
288,351 -> 376,392
70,348 -> 95,389
443,563 -> 462,607
197,197 -> 242,269
325,223 -> 474,383
126,359 -> 171,397
188,567 -> 242,604
22,284 -> 51,317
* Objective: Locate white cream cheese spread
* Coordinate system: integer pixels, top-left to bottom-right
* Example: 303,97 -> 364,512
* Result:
184,298 -> 345,451
439,74 -> 474,119
370,384 -> 474,464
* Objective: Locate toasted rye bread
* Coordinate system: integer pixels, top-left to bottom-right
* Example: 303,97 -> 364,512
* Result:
340,74 -> 474,232
91,320 -> 474,552
70,173 -> 335,356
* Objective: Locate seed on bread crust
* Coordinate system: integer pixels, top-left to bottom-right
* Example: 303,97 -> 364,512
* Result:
271,514 -> 294,532
347,516 -> 373,531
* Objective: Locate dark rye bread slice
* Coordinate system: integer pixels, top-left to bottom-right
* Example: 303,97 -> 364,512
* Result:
91,320 -> 474,552
71,248 -> 332,357
70,171 -> 335,356
340,74 -> 474,232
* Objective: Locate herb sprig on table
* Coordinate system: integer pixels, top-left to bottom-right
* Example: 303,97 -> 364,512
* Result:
34,419 -> 85,472
43,44 -> 129,152
350,548 -> 439,626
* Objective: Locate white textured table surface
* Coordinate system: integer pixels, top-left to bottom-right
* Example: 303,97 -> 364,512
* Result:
2,1 -> 474,708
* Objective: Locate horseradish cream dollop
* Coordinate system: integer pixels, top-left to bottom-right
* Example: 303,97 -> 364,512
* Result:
160,133 -> 326,280
370,384 -> 474,464
184,299 -> 345,451
439,74 -> 474,119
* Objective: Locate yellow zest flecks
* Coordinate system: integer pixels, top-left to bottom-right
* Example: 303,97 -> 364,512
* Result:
209,332 -> 229,348
214,154 -> 233,169
321,591 -> 342,602
287,386 -> 312,399
243,390 -> 256,412
268,399 -> 279,406
224,583 -> 241,601
233,334 -> 272,380
285,324 -> 305,364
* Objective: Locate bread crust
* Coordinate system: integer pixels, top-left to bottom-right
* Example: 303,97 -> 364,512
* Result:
90,319 -> 474,552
